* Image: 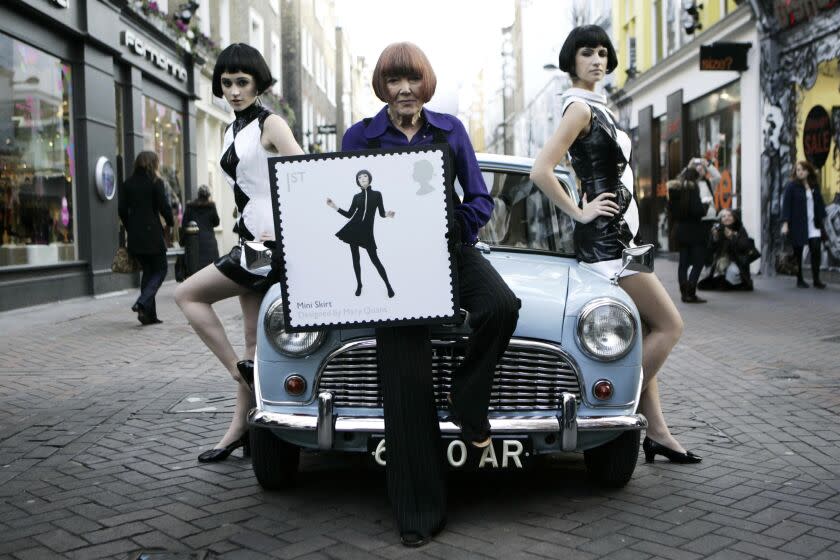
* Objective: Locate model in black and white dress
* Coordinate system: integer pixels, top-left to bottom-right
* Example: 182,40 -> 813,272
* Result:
174,43 -> 305,464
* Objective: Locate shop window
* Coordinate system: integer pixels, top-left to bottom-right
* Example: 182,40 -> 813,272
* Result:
141,96 -> 184,248
0,35 -> 76,267
687,81 -> 741,213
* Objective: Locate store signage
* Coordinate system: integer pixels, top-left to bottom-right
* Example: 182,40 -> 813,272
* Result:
774,0 -> 839,29
803,105 -> 832,169
317,124 -> 337,135
120,30 -> 187,82
699,43 -> 751,72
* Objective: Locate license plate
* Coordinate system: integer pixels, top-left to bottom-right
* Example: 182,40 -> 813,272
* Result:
368,436 -> 531,469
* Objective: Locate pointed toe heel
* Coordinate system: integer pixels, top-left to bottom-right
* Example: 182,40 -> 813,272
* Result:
198,434 -> 248,463
643,437 -> 701,464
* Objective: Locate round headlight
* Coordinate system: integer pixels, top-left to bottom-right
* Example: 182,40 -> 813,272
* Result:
264,300 -> 326,357
576,298 -> 636,361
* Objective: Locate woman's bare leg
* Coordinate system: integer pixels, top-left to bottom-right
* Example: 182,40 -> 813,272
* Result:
619,272 -> 687,453
174,264 -> 252,449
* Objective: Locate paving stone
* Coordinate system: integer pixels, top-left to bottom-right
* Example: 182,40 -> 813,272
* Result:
33,528 -> 88,553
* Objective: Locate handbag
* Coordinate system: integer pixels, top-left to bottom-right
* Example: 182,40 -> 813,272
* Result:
745,238 -> 761,264
111,246 -> 139,274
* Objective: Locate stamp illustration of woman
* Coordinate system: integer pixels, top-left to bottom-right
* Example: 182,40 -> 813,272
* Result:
327,169 -> 396,298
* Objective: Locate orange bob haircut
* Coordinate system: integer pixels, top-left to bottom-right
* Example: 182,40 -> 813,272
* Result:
371,42 -> 437,103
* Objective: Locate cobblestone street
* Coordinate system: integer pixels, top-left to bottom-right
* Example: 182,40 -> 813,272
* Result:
1,259 -> 839,560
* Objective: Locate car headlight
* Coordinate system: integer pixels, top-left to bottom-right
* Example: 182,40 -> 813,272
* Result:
576,298 -> 636,361
264,299 -> 326,357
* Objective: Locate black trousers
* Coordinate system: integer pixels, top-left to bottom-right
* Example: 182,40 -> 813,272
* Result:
794,237 -> 823,282
678,242 -> 706,285
375,246 -> 520,537
135,253 -> 168,319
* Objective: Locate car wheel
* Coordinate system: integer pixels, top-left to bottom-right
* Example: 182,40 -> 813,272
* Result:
250,428 -> 300,490
583,429 -> 640,488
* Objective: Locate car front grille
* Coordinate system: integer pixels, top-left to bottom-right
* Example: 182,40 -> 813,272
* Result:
317,338 -> 581,411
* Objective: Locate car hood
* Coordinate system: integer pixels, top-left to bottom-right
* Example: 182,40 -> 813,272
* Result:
334,250 -> 570,341
483,251 -> 570,340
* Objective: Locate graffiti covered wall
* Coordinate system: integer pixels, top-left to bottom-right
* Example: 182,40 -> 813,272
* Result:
755,2 -> 840,273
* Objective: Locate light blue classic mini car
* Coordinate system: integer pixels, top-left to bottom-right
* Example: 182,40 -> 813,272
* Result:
248,153 -> 649,488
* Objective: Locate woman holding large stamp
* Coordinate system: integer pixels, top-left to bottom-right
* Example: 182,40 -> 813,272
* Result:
342,42 -> 520,548
174,43 -> 304,463
326,169 -> 396,298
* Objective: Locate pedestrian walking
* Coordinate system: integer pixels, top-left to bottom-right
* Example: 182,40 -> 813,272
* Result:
118,151 -> 174,325
174,43 -> 304,463
668,167 -> 708,303
181,185 -> 220,270
530,25 -> 700,465
341,42 -> 520,547
782,160 -> 827,288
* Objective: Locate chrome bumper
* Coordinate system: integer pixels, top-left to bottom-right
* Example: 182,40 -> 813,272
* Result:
249,391 -> 647,452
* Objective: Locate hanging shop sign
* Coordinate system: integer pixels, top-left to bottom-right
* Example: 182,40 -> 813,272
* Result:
120,30 -> 188,82
699,43 -> 751,71
803,105 -> 832,169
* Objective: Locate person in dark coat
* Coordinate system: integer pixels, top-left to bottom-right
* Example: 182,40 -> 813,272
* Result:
118,151 -> 174,325
698,209 -> 755,291
181,185 -> 220,270
326,170 -> 395,297
668,167 -> 708,303
782,160 -> 827,288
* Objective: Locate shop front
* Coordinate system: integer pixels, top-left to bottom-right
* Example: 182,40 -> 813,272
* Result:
0,0 -> 198,310
617,7 -> 760,256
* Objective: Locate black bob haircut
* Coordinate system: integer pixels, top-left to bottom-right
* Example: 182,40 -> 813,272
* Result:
212,43 -> 275,98
355,169 -> 372,187
557,25 -> 618,78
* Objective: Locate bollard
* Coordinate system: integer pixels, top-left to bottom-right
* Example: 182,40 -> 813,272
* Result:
183,220 -> 200,277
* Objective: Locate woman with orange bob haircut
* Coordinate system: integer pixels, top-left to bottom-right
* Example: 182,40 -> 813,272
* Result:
341,43 -> 520,548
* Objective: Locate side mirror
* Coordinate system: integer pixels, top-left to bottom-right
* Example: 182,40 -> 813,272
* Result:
611,244 -> 655,284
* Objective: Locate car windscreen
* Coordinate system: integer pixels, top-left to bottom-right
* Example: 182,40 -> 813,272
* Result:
454,170 -> 576,256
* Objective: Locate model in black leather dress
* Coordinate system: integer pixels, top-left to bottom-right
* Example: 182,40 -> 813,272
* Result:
566,97 -> 637,266
530,25 -> 700,464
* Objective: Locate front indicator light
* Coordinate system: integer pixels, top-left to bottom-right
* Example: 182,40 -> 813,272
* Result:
285,375 -> 307,396
592,379 -> 614,400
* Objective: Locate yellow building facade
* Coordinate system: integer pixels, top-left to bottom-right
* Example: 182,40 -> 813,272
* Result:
610,3 -> 761,255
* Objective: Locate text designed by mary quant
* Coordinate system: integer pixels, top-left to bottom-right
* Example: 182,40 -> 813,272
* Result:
293,300 -> 388,324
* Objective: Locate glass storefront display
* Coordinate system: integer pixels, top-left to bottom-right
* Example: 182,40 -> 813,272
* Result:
0,34 -> 76,267
142,95 -> 184,247
686,81 -> 741,212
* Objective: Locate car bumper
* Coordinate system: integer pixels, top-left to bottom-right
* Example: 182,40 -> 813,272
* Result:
249,391 -> 647,452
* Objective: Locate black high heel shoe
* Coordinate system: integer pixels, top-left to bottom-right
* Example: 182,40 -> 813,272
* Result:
198,432 -> 249,463
643,437 -> 702,464
237,360 -> 254,388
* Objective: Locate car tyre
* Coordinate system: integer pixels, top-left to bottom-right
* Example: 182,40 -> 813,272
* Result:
583,429 -> 640,488
250,428 -> 300,490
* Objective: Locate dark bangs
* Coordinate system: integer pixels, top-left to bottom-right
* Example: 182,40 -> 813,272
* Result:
212,43 -> 275,97
557,25 -> 619,77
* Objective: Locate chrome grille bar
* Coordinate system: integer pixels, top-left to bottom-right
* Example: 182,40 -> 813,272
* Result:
317,338 -> 581,410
